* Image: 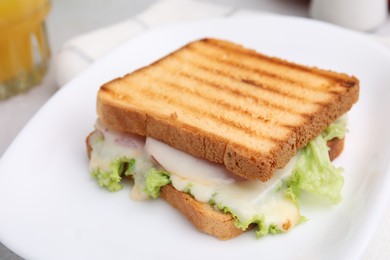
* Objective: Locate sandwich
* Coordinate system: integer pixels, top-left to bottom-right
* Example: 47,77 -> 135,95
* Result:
86,38 -> 359,240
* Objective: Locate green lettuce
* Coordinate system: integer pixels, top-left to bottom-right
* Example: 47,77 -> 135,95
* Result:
268,224 -> 282,235
91,157 -> 135,192
285,135 -> 344,204
285,116 -> 347,204
284,170 -> 302,205
235,215 -> 283,238
322,115 -> 348,141
211,200 -> 281,238
213,202 -> 251,229
144,168 -> 171,198
253,217 -> 285,238
210,197 -> 249,230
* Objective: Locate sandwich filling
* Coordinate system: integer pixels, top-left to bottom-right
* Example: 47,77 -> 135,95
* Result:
88,116 -> 347,237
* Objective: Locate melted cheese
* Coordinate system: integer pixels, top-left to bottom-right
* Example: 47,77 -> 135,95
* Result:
90,122 -> 300,232
145,137 -> 299,230
90,121 -> 152,200
90,120 -> 146,172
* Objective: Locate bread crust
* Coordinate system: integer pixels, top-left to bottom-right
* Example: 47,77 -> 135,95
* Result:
86,132 -> 344,240
328,137 -> 344,161
159,184 -> 244,240
97,38 -> 359,181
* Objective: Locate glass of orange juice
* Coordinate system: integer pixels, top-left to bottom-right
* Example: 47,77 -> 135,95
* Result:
0,0 -> 51,100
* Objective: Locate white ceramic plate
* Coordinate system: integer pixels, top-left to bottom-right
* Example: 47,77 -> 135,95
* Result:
1,14 -> 390,260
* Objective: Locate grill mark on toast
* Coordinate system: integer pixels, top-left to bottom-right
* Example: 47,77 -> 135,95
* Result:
185,44 -> 342,98
239,78 -> 339,107
153,57 -> 322,126
177,69 -> 314,122
169,54 -> 327,113
183,56 -> 314,104
102,64 -> 307,132
124,79 -> 286,144
158,59 -> 305,118
337,78 -> 358,88
148,73 -> 295,129
201,39 -> 358,88
100,84 -> 112,93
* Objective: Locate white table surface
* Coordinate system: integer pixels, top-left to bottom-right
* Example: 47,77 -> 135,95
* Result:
0,0 -> 389,259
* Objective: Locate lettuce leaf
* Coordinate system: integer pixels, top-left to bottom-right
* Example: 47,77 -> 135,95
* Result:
212,201 -> 282,238
286,135 -> 344,204
322,115 -> 348,141
144,168 -> 171,198
268,224 -> 282,235
284,170 -> 302,205
91,157 -> 136,192
285,116 -> 347,204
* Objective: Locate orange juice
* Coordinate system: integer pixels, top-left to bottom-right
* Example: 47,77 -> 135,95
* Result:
0,0 -> 51,100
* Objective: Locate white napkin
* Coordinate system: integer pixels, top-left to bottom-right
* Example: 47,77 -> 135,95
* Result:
53,0 -> 390,259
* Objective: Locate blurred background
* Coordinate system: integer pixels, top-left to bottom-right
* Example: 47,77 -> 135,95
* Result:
46,0 -> 390,54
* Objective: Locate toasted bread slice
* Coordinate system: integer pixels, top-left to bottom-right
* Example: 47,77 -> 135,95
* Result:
97,38 -> 358,181
86,133 -> 344,240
